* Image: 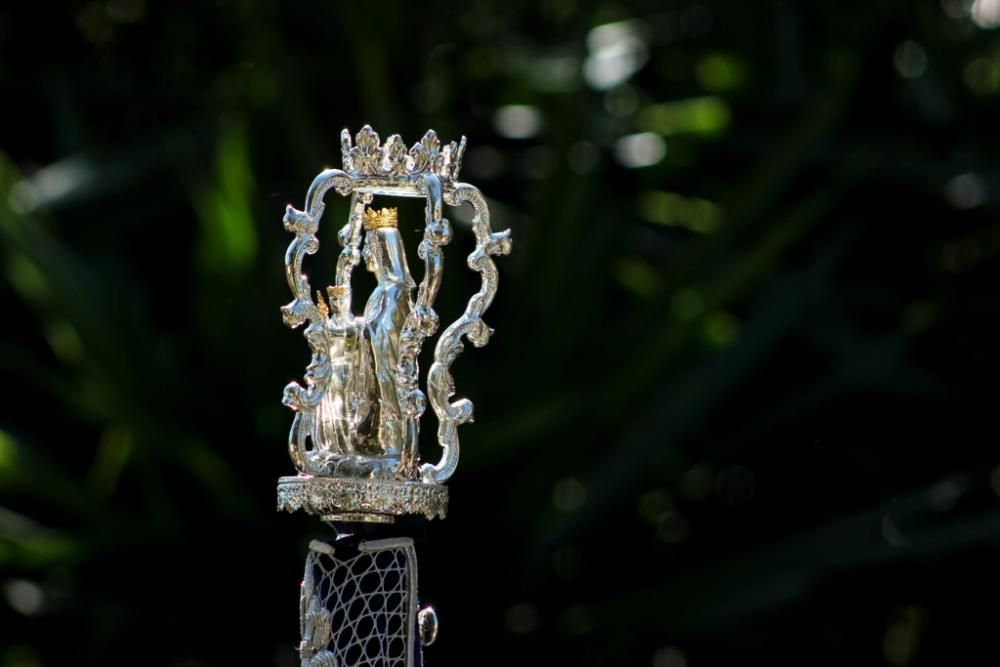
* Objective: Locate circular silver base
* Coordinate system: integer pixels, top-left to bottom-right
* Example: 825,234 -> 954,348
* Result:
277,475 -> 448,520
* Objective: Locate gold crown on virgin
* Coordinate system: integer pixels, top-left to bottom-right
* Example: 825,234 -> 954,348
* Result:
363,207 -> 398,231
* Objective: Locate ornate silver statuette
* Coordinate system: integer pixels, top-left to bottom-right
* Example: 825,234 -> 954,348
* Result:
276,125 -> 509,666
277,125 -> 510,522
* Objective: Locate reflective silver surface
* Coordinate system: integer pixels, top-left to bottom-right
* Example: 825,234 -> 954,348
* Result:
277,126 -> 511,520
417,606 -> 439,647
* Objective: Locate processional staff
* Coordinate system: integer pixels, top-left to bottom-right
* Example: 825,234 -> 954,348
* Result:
276,125 -> 511,666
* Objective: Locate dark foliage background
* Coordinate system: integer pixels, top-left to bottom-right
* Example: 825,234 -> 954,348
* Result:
2,1 -> 999,665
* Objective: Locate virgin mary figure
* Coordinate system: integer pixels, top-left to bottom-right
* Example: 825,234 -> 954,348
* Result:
360,207 -> 415,463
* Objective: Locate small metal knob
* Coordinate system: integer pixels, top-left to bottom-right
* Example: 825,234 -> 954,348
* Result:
418,606 -> 439,646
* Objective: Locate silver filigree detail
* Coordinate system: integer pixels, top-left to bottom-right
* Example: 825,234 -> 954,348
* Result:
278,476 -> 448,520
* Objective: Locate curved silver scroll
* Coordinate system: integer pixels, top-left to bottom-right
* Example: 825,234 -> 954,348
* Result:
394,173 -> 449,477
280,170 -> 356,475
422,184 -> 511,483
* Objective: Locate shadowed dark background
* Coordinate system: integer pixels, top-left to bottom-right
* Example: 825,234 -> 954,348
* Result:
2,1 -> 1000,665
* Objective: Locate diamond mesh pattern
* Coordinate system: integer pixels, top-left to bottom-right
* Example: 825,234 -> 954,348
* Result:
303,540 -> 415,667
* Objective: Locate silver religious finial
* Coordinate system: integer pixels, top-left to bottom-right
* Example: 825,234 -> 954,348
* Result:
277,125 -> 511,523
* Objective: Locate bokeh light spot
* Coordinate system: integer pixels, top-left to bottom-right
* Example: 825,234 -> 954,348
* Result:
704,312 -> 740,347
679,464 -> 714,500
656,511 -> 690,544
695,53 -> 746,92
560,605 -> 594,637
883,606 -> 926,666
639,97 -> 731,136
941,0 -> 972,19
971,0 -> 1000,27
5,255 -> 49,306
638,489 -> 673,523
494,105 -> 544,139
989,465 -> 1000,496
894,41 -> 928,79
584,20 -> 649,90
639,191 -> 722,233
612,257 -> 661,297
615,132 -> 667,168
963,56 -> 1000,93
505,603 -> 540,634
3,579 -> 44,617
653,646 -> 688,667
76,3 -> 114,44
944,172 -> 987,209
44,320 -> 84,364
552,477 -> 587,512
881,514 -> 907,547
671,288 -> 705,322
107,0 -> 145,23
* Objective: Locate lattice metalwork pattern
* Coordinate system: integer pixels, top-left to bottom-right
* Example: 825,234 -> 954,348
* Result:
299,538 -> 418,667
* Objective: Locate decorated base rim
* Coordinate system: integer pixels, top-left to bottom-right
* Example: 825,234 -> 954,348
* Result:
322,512 -> 396,525
277,475 -> 448,521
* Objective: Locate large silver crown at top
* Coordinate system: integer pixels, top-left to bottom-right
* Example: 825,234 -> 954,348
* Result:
340,125 -> 467,181
277,126 -> 511,522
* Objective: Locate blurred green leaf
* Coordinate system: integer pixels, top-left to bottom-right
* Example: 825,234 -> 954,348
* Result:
194,121 -> 258,275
